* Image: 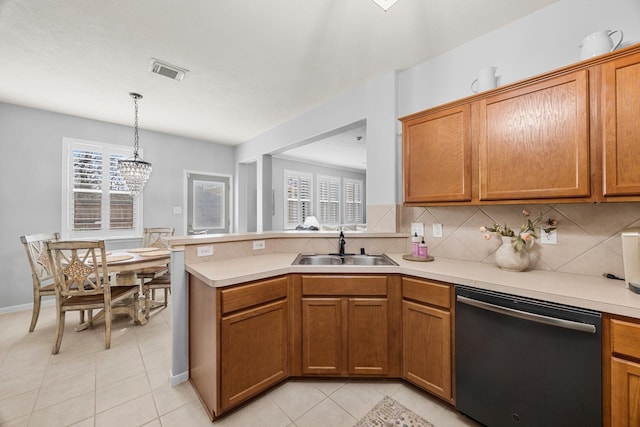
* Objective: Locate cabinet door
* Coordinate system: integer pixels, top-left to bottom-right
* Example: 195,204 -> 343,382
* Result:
478,70 -> 590,200
348,298 -> 388,375
402,300 -> 452,400
301,298 -> 344,375
602,52 -> 640,196
402,105 -> 472,203
220,300 -> 288,411
611,357 -> 640,427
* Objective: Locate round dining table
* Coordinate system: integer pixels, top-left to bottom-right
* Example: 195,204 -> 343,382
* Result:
75,247 -> 171,329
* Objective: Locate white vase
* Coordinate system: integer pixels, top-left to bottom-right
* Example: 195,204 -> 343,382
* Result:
494,236 -> 530,272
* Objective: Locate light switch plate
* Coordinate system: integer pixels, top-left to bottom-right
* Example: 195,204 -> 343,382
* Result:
197,245 -> 214,257
410,223 -> 424,237
540,229 -> 557,244
253,240 -> 266,250
172,206 -> 182,214
432,223 -> 443,238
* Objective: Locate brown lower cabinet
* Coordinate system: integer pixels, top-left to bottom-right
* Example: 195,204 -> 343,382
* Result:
401,276 -> 453,403
298,274 -> 399,376
189,274 -> 290,420
189,272 -> 451,420
604,314 -> 640,427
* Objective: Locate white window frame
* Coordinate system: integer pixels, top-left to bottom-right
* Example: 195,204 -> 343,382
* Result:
62,137 -> 143,240
317,175 -> 340,226
343,178 -> 363,224
284,170 -> 312,229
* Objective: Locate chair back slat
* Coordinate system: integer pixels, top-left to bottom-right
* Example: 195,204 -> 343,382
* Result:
143,227 -> 175,249
46,240 -> 111,298
20,232 -> 61,284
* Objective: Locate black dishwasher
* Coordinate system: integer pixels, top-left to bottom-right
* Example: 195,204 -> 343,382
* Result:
455,285 -> 602,427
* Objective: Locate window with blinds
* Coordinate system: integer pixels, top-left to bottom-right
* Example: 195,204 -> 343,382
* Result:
318,175 -> 340,225
285,170 -> 312,229
63,138 -> 142,239
344,178 -> 363,224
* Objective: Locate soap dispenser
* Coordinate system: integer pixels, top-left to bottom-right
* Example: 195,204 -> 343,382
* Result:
418,237 -> 428,258
412,233 -> 420,256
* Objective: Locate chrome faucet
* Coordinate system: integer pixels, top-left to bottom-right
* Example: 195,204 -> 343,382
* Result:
338,231 -> 346,256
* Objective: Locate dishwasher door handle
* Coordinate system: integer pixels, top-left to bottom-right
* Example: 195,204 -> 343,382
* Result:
456,295 -> 597,334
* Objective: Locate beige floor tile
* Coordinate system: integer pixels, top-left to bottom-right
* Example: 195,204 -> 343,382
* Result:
145,364 -> 171,390
295,398 -> 357,427
151,381 -> 198,416
95,372 -> 151,414
329,381 -> 386,419
96,353 -> 145,389
28,391 -> 95,427
0,414 -> 30,427
308,379 -> 347,396
141,419 -> 162,427
0,390 -> 38,424
95,393 -> 158,427
212,397 -> 292,427
160,400 -> 213,427
0,369 -> 45,401
266,380 -> 326,420
390,383 -> 448,424
34,370 -> 95,411
68,417 -> 94,427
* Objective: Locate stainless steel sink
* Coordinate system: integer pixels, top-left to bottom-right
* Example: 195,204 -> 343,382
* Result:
292,253 -> 397,266
293,254 -> 344,265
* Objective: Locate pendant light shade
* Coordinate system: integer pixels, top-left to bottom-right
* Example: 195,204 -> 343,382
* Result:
118,92 -> 152,196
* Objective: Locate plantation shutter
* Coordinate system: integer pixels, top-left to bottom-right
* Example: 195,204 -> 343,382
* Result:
64,138 -> 141,239
72,148 -> 103,230
318,175 -> 340,225
108,154 -> 135,230
344,178 -> 363,224
285,170 -> 312,229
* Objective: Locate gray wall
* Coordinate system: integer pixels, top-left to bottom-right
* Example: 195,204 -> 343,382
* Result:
271,157 -> 366,230
0,102 -> 234,310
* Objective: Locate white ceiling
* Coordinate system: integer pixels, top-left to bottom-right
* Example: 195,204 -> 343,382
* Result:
0,0 -> 557,147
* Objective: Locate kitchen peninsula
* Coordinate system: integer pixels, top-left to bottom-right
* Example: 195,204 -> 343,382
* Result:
166,231 -> 640,422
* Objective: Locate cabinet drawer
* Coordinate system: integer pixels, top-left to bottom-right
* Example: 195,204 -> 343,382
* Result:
402,277 -> 450,309
301,275 -> 387,296
611,318 -> 640,360
221,276 -> 288,314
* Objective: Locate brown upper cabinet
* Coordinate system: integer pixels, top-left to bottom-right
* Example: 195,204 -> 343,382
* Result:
478,70 -> 590,201
602,51 -> 640,198
401,43 -> 640,205
402,104 -> 472,203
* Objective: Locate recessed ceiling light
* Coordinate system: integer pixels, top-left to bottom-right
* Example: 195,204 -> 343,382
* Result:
148,58 -> 189,81
372,0 -> 399,11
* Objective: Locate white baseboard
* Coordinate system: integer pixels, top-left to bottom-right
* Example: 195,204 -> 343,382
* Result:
170,370 -> 189,387
0,299 -> 55,315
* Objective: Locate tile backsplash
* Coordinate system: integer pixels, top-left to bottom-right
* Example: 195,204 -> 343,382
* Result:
399,203 -> 640,278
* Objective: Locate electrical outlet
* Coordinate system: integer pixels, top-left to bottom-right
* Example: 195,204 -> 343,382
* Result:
410,223 -> 424,237
172,206 -> 182,214
432,223 -> 443,238
540,229 -> 557,245
253,240 -> 266,250
197,245 -> 214,257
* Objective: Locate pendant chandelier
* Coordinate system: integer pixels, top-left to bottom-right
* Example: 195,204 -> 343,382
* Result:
118,92 -> 152,197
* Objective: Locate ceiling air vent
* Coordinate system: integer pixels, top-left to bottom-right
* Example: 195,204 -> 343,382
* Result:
148,58 -> 188,81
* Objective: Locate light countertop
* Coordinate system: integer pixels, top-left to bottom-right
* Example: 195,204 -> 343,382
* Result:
186,253 -> 640,319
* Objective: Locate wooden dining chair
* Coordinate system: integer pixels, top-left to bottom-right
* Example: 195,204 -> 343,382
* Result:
20,232 -> 61,332
137,227 -> 174,310
46,240 -> 140,354
142,272 -> 171,319
136,227 -> 174,284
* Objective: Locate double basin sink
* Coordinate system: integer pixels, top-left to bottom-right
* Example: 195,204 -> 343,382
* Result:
292,253 -> 397,266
